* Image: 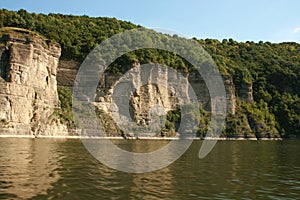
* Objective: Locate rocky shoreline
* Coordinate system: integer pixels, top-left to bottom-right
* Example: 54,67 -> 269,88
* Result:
0,134 -> 284,140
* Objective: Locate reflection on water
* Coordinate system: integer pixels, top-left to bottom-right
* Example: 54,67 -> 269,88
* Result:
0,139 -> 299,199
0,138 -> 61,199
128,141 -> 175,199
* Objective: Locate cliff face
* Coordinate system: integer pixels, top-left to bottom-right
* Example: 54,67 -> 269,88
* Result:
0,28 -> 67,136
236,82 -> 253,103
90,63 -> 235,137
56,58 -> 278,138
0,29 -> 274,138
96,64 -> 182,131
57,57 -> 266,138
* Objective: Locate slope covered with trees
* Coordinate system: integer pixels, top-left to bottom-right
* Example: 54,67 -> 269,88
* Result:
198,39 -> 300,137
0,9 -> 299,138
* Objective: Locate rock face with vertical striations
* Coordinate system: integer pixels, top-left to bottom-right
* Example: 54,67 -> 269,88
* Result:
93,63 -> 236,137
0,27 -> 277,139
236,82 -> 253,103
0,28 -> 67,136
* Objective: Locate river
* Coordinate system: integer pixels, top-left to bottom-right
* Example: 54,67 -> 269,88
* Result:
0,138 -> 299,199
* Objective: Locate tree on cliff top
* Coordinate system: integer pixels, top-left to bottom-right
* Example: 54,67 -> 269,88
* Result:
0,9 -> 299,137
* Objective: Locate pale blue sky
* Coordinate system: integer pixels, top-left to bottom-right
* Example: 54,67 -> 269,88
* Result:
1,0 -> 300,43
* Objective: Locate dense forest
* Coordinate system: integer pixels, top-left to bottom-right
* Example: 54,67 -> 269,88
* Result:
0,9 -> 299,138
200,39 -> 300,137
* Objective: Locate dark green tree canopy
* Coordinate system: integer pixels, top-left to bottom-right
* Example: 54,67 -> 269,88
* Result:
0,9 -> 299,137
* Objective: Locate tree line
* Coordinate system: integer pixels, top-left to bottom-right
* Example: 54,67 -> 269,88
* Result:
0,9 -> 299,137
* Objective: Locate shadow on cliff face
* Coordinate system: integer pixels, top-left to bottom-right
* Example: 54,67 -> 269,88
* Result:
0,40 -> 9,82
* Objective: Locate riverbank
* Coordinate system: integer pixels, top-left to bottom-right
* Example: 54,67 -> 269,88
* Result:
0,134 -> 285,140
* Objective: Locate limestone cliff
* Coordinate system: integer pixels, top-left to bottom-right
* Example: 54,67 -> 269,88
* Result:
88,62 -> 234,137
0,28 -> 67,136
236,82 -> 253,103
57,58 -> 272,138
2,28 -> 273,139
95,63 -> 182,135
56,57 -> 279,139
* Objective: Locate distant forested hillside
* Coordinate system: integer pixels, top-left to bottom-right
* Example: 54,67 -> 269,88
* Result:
0,9 -> 299,138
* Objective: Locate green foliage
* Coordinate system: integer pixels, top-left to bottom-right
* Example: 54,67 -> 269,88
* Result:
197,106 -> 211,137
161,109 -> 181,137
0,9 -> 138,61
224,113 -> 253,138
1,9 -> 299,137
199,39 -> 300,137
240,100 -> 278,137
57,86 -> 74,127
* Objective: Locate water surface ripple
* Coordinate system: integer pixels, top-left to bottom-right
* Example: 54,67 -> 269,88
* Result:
0,138 -> 299,199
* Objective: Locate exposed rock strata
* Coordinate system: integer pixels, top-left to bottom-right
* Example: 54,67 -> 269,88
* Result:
236,82 -> 253,103
0,28 -> 67,136
0,28 -> 276,139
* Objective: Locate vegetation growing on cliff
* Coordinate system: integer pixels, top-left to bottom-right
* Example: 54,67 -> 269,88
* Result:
1,9 -> 299,138
0,9 -> 138,61
198,39 -> 300,137
57,86 -> 75,128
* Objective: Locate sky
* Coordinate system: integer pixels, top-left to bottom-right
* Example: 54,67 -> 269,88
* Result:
1,0 -> 300,43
